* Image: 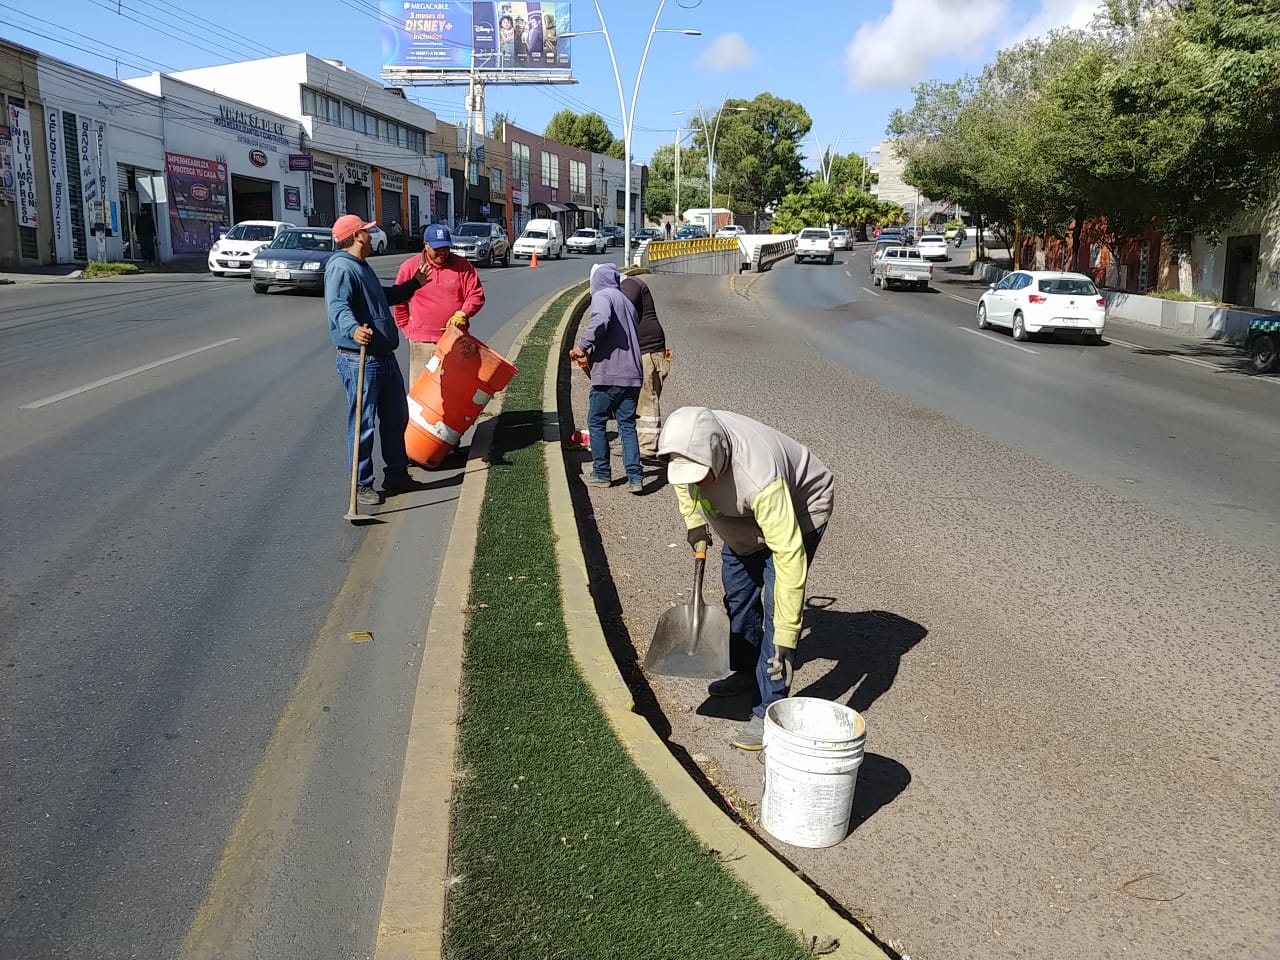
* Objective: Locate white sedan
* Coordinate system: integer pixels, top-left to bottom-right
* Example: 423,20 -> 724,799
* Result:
977,270 -> 1106,342
715,224 -> 746,238
367,224 -> 389,254
208,220 -> 294,276
566,228 -> 608,254
916,234 -> 949,261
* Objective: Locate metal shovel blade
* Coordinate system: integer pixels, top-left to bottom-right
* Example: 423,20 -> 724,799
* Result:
645,602 -> 732,678
644,543 -> 731,679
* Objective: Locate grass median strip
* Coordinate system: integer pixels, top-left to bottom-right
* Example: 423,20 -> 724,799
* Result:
446,284 -> 808,960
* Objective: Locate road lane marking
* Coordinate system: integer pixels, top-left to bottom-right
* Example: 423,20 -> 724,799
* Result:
845,269 -> 852,277
950,294 -> 979,305
860,286 -> 881,297
958,326 -> 1040,354
1104,336 -> 1144,350
20,337 -> 241,409
1169,354 -> 1221,371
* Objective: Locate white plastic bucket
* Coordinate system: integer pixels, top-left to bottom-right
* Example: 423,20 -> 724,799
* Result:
761,697 -> 866,848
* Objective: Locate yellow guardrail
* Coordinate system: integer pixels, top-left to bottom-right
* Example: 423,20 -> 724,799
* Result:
644,237 -> 741,262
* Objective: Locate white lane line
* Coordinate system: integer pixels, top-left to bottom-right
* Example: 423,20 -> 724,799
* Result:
949,294 -> 979,305
1169,354 -> 1221,371
1104,336 -> 1144,350
845,269 -> 852,277
1259,376 -> 1280,386
860,286 -> 881,298
20,337 -> 241,410
958,326 -> 1040,354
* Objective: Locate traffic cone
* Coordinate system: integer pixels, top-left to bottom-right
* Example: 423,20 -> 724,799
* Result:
530,251 -> 539,269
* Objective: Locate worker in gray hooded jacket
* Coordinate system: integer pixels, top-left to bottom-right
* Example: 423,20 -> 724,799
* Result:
658,406 -> 835,750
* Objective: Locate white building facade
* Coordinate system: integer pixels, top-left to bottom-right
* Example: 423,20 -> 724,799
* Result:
162,55 -> 443,244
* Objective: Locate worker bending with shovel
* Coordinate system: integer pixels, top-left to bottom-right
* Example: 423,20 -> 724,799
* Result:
657,407 -> 835,750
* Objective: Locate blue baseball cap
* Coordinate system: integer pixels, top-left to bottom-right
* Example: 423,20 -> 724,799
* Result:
423,223 -> 452,248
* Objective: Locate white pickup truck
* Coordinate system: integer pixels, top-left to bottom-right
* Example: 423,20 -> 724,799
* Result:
873,246 -> 933,290
794,227 -> 834,265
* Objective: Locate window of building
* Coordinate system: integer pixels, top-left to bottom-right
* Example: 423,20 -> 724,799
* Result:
491,167 -> 502,192
342,104 -> 355,128
301,87 -> 425,154
569,160 -> 586,195
616,190 -> 625,211
511,142 -> 530,182
469,161 -> 479,186
541,150 -> 559,188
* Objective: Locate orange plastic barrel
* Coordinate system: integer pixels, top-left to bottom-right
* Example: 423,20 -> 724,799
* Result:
405,324 -> 518,467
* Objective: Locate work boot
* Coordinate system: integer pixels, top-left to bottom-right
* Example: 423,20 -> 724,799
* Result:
731,714 -> 765,751
356,484 -> 383,506
382,472 -> 425,495
707,670 -> 753,698
584,475 -> 612,487
628,482 -> 644,495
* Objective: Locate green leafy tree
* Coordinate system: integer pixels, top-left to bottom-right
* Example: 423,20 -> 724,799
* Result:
543,109 -> 620,153
606,138 -> 626,160
490,111 -> 516,140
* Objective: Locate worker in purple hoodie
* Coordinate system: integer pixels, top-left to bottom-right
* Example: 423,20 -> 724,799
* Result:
569,263 -> 645,493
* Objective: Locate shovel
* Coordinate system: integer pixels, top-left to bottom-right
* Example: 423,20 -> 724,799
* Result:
644,540 -> 731,679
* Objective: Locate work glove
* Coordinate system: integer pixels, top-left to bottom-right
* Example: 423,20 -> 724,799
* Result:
766,646 -> 795,688
449,311 -> 469,332
686,524 -> 711,552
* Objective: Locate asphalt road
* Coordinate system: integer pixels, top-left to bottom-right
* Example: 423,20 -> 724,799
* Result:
0,247 -> 615,960
756,243 -> 1280,565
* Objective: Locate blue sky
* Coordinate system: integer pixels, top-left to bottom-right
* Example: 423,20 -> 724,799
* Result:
2,0 -> 1100,170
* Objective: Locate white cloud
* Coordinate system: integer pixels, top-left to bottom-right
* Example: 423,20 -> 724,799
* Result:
845,0 -> 1009,90
698,33 -> 756,72
1009,0 -> 1103,44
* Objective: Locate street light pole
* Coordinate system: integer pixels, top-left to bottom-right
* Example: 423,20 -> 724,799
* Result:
696,99 -> 746,233
560,2 -> 699,266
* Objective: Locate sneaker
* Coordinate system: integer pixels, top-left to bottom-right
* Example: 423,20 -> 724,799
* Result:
382,472 -> 425,495
628,482 -> 644,495
584,475 -> 612,487
731,714 -> 765,751
707,670 -> 753,698
356,484 -> 383,506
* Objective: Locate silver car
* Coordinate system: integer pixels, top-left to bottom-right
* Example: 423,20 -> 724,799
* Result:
450,222 -> 510,266
250,228 -> 336,294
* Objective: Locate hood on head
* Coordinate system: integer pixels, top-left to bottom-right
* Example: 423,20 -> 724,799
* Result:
657,406 -> 729,479
589,262 -> 621,293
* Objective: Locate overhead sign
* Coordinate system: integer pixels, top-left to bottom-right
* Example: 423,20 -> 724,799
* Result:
288,153 -> 313,171
381,1 -> 572,73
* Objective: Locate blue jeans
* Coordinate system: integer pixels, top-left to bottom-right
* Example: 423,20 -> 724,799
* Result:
586,385 -> 643,484
336,351 -> 409,487
722,524 -> 827,719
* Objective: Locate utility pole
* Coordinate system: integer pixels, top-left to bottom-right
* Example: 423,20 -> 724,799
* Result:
674,124 -> 681,224
462,57 -> 482,224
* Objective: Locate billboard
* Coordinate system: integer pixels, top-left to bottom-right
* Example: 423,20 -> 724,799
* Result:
382,1 -> 571,72
165,152 -> 229,255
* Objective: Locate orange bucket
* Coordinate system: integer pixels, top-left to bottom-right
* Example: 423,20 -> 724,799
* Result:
405,325 -> 518,467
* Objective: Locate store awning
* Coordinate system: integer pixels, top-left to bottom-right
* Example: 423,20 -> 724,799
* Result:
537,201 -> 571,214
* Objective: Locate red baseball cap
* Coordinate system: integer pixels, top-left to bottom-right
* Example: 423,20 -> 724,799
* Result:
332,214 -> 376,244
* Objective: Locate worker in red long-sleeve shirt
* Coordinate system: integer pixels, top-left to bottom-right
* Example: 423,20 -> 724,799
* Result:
393,223 -> 486,380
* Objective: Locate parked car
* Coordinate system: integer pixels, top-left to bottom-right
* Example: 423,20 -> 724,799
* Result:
1246,317 -> 1279,373
634,227 -> 663,243
250,228 -> 336,294
512,218 -> 564,260
366,224 -> 389,254
673,225 -> 709,240
208,220 -> 294,276
977,271 -> 1106,342
916,234 -> 949,261
599,225 -> 623,247
868,235 -> 904,275
567,228 -> 608,254
715,224 -> 747,238
794,227 -> 835,264
451,221 -> 510,266
831,228 -> 852,250
873,246 -> 932,290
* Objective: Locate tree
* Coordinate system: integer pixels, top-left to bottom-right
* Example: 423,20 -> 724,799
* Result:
606,138 -> 625,160
822,152 -> 876,194
490,111 -> 516,140
645,142 -> 708,219
691,93 -> 812,220
543,109 -> 620,153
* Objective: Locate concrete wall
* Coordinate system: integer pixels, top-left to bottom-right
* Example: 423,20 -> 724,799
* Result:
1190,197 -> 1280,313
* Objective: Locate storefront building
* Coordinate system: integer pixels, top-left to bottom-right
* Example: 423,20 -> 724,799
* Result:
165,55 -> 440,247
124,74 -> 306,258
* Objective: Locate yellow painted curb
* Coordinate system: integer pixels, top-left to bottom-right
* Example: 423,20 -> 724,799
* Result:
373,291 -> 569,960
542,294 -> 891,960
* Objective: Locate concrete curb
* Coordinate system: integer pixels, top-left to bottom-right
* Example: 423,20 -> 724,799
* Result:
542,290 -> 891,960
373,294 -> 562,960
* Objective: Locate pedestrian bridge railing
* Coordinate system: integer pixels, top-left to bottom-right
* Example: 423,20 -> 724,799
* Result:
641,237 -> 743,275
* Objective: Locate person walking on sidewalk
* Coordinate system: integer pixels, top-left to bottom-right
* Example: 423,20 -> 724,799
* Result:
393,223 -> 486,382
326,214 -> 432,506
619,273 -> 669,460
658,406 -> 835,750
569,263 -> 644,493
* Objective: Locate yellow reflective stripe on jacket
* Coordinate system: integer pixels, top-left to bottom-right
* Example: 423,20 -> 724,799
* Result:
750,477 -> 808,649
675,482 -> 703,528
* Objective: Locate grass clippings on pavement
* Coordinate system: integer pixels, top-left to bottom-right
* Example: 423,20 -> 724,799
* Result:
445,284 -> 808,960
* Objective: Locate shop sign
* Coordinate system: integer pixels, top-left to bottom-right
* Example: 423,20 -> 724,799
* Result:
343,161 -> 370,186
288,153 -> 313,171
284,185 -> 301,210
165,151 -> 230,255
0,125 -> 14,203
45,103 -> 72,261
312,158 -> 336,181
249,149 -> 268,167
214,103 -> 289,144
380,170 -> 404,192
571,192 -> 588,206
511,189 -> 524,204
9,105 -> 38,228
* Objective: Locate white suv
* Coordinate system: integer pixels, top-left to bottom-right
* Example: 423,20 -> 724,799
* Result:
209,221 -> 294,276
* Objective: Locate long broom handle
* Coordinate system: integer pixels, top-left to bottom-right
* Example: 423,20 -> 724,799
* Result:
346,341 -> 368,514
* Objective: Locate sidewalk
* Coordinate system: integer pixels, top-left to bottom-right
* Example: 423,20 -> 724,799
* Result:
562,272 -> 1279,960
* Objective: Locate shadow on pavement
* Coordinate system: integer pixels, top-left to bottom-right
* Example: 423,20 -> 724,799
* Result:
796,603 -> 928,714
849,753 -> 912,836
